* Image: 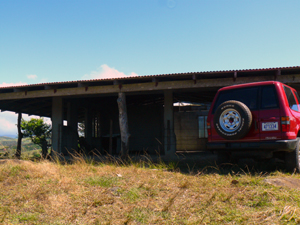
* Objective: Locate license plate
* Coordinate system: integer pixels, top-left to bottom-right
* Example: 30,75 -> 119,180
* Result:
262,122 -> 278,131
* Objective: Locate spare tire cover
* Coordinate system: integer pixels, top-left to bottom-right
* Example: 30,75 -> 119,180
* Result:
213,100 -> 252,140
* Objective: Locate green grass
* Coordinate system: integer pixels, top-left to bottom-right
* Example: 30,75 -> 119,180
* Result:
123,187 -> 141,202
84,176 -> 119,188
16,213 -> 38,223
1,158 -> 300,224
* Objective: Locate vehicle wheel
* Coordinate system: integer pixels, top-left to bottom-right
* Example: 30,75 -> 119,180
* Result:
213,100 -> 252,140
285,138 -> 300,173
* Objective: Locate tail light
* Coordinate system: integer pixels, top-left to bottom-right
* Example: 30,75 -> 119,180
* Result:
207,122 -> 211,136
281,116 -> 290,132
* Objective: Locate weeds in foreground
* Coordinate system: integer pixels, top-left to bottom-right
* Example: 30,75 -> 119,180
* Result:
0,154 -> 300,224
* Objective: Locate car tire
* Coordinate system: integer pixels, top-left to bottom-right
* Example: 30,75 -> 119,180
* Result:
213,100 -> 252,140
285,138 -> 300,173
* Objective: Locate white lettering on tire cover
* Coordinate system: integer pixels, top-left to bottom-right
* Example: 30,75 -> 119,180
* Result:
216,118 -> 245,136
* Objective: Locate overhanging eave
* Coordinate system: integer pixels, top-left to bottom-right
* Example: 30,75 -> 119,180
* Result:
0,74 -> 300,101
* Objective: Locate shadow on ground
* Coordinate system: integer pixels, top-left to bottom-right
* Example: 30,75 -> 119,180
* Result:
159,151 -> 287,175
1,150 -> 289,175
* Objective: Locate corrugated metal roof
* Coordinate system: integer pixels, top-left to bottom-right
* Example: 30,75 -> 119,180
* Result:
1,65 -> 300,90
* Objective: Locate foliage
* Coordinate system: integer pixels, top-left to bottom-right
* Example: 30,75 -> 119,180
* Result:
20,118 -> 51,149
20,118 -> 51,158
78,122 -> 85,137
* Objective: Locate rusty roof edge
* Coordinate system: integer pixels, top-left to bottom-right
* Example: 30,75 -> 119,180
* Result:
1,65 -> 300,90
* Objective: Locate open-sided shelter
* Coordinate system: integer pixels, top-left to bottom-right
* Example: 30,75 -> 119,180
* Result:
0,66 -> 300,157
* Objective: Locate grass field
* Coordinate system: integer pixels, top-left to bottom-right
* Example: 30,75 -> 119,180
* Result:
0,136 -> 41,159
1,157 -> 300,224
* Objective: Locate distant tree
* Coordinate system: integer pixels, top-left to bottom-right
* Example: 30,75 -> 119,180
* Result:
78,122 -> 85,137
21,118 -> 51,158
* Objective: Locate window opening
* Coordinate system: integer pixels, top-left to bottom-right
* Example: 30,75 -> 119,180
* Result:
293,90 -> 300,111
283,86 -> 298,112
199,116 -> 208,138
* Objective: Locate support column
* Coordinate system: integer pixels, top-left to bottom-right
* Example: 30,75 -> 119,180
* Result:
117,92 -> 130,156
15,112 -> 23,159
164,90 -> 176,156
52,97 -> 63,155
84,107 -> 93,151
67,101 -> 78,152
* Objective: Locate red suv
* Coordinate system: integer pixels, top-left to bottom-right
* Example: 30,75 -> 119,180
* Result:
207,81 -> 300,172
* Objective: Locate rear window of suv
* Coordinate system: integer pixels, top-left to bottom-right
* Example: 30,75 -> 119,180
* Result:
261,85 -> 279,109
212,87 -> 258,113
212,85 -> 279,113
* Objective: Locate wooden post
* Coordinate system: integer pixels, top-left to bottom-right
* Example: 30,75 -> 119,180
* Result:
66,101 -> 78,153
84,107 -> 92,151
109,119 -> 113,155
52,97 -> 63,155
15,112 -> 23,159
117,92 -> 130,156
164,90 -> 176,156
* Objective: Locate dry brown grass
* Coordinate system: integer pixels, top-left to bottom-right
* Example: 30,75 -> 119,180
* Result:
1,158 -> 300,224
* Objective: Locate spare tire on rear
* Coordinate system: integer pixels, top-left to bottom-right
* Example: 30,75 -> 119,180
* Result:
213,100 -> 252,140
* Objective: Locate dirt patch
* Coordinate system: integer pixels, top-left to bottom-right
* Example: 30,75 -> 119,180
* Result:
264,177 -> 300,190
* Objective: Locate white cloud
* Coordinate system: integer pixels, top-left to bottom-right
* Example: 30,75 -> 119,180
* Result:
0,82 -> 27,88
82,64 -> 138,80
27,74 -> 37,80
0,112 -> 19,137
0,112 -> 51,137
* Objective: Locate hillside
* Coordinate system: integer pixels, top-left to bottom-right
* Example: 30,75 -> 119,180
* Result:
0,136 -> 17,148
0,159 -> 300,224
0,136 -> 41,158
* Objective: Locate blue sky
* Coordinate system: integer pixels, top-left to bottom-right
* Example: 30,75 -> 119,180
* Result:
0,0 -> 300,136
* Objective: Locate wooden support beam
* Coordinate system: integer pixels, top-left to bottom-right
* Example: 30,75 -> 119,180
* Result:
152,77 -> 159,87
78,83 -> 90,91
0,100 -> 51,116
113,80 -> 120,85
13,88 -> 27,93
275,69 -> 281,80
52,97 -> 63,154
113,80 -> 123,90
109,119 -> 113,155
78,82 -> 89,88
192,74 -> 197,84
2,99 -> 50,110
0,74 -> 300,101
15,112 -> 23,159
117,92 -> 130,156
164,90 -> 176,156
84,107 -> 92,151
45,85 -> 58,90
233,71 -> 237,82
